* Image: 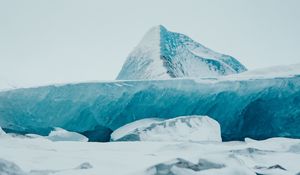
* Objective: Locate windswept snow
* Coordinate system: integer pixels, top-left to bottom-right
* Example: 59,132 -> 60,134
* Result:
0,136 -> 300,175
0,158 -> 26,175
112,116 -> 222,142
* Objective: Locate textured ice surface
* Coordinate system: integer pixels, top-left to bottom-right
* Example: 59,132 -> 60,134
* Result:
1,136 -> 300,175
0,64 -> 300,140
0,158 -> 26,175
112,116 -> 221,142
117,25 -> 247,80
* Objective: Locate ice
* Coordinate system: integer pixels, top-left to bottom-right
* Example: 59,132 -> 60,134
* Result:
111,118 -> 163,141
0,64 -> 299,141
111,116 -> 222,142
117,25 -> 246,80
1,136 -> 300,175
46,127 -> 88,142
144,158 -> 225,175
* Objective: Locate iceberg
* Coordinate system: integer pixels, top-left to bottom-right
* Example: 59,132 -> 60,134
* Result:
111,116 -> 221,142
46,127 -> 88,142
0,64 -> 299,141
111,118 -> 163,141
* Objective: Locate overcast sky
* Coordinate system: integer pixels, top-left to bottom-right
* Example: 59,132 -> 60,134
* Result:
0,0 -> 300,88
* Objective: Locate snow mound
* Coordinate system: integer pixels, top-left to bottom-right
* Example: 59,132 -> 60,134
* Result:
47,127 -> 88,142
117,25 -> 247,80
75,162 -> 93,170
111,116 -> 222,142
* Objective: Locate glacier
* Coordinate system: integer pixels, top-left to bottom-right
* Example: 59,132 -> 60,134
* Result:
0,64 -> 299,141
111,116 -> 222,142
117,25 -> 247,80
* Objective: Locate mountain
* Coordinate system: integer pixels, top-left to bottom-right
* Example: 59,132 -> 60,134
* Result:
117,25 -> 247,80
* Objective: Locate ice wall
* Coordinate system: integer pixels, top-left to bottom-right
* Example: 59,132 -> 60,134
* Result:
0,76 -> 299,140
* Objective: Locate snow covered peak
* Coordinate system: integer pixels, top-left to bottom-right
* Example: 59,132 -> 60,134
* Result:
117,25 -> 247,80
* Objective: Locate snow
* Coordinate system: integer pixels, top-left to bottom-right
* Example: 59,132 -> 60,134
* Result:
117,25 -> 247,80
217,63 -> 300,81
46,128 -> 88,142
0,136 -> 300,175
0,158 -> 26,175
112,116 -> 222,142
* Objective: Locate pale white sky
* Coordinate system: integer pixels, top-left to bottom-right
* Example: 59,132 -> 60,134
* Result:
0,0 -> 300,88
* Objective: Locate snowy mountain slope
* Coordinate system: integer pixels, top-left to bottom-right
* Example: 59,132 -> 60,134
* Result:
111,116 -> 222,142
117,25 -> 247,80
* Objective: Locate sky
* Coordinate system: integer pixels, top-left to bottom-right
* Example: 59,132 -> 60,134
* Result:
0,0 -> 300,88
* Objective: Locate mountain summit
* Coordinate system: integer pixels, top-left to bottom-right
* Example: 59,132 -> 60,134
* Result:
117,25 -> 247,80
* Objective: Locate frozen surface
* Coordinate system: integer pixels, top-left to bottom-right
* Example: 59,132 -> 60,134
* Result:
0,158 -> 26,175
117,25 -> 247,80
1,136 -> 300,175
0,64 -> 300,140
112,116 -> 221,142
46,127 -> 88,142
